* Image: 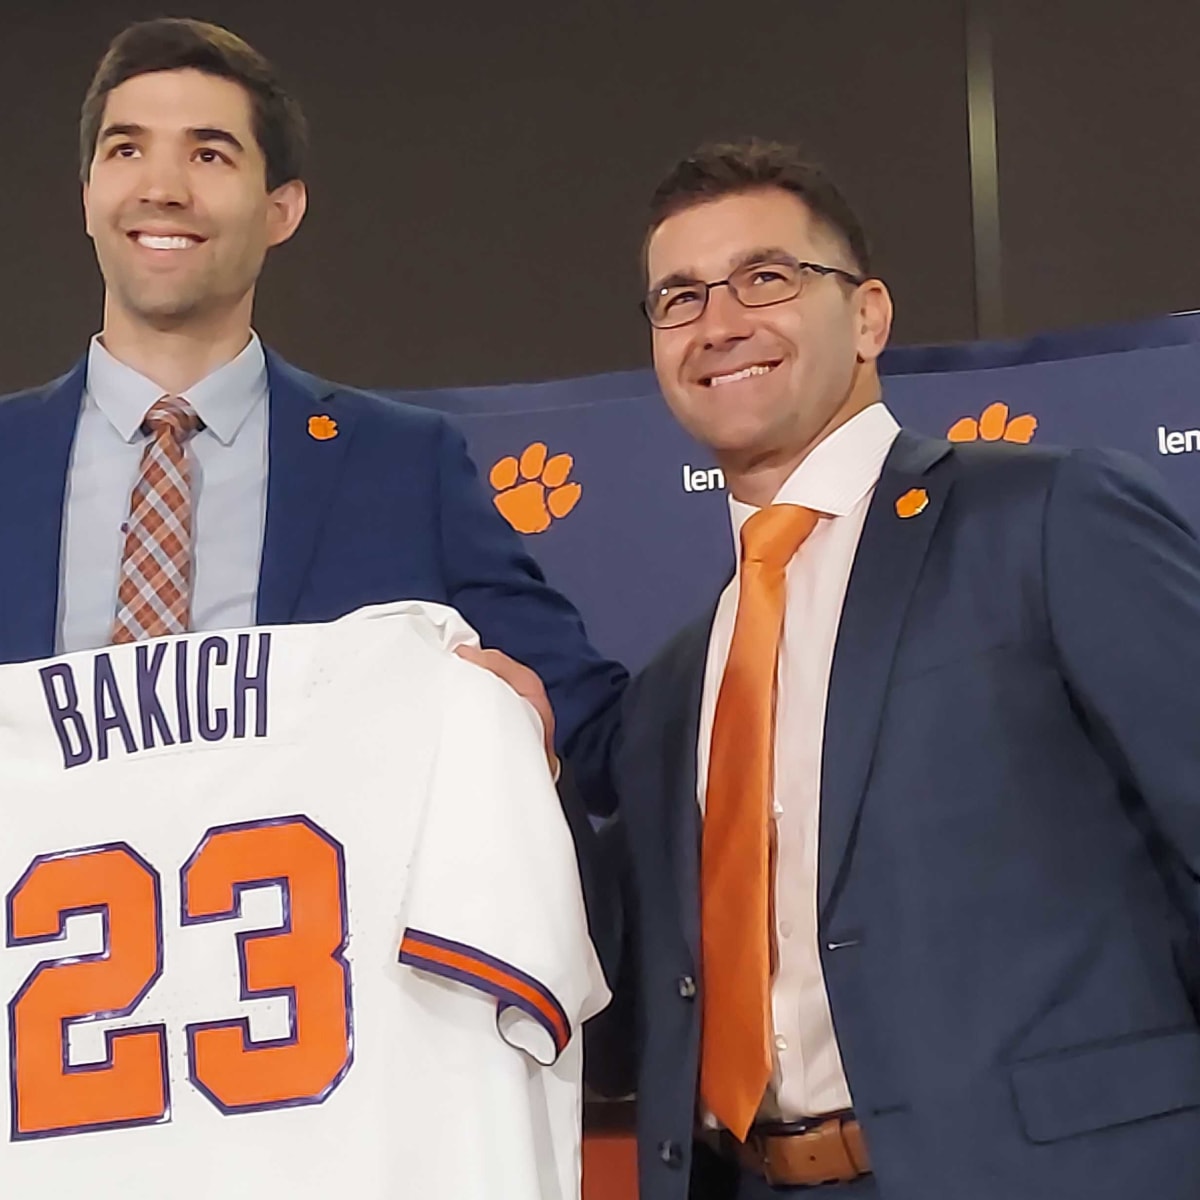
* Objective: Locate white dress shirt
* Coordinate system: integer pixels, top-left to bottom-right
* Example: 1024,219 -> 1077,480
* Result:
57,334 -> 270,653
697,402 -> 901,1120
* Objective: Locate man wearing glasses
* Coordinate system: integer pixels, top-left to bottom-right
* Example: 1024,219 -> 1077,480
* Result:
595,139 -> 1200,1198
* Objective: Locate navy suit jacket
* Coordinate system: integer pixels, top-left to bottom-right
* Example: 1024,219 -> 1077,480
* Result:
0,349 -> 624,751
596,430 -> 1200,1200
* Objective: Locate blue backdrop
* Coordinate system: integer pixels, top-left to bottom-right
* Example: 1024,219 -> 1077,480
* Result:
388,311 -> 1200,670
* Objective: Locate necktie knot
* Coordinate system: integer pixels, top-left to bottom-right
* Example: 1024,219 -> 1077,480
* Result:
739,504 -> 818,571
143,396 -> 201,442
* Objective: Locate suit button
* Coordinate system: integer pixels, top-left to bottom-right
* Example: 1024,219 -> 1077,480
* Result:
677,974 -> 697,999
658,1140 -> 683,1167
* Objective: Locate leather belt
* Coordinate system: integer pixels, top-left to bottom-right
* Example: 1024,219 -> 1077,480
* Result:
701,1113 -> 871,1188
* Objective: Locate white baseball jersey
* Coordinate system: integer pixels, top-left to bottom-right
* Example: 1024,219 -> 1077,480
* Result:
0,601 -> 609,1199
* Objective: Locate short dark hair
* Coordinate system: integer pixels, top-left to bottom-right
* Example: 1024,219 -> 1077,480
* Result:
80,18 -> 308,191
645,139 -> 872,277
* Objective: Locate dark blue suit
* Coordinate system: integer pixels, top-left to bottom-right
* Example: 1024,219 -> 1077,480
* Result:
598,431 -> 1200,1199
0,350 -> 625,759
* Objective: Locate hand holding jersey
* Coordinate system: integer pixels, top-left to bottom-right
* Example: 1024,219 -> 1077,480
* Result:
454,643 -> 560,776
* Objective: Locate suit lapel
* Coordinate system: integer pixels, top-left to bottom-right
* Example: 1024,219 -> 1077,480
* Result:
256,352 -> 358,624
818,430 -> 953,919
662,614 -> 714,961
0,361 -> 85,662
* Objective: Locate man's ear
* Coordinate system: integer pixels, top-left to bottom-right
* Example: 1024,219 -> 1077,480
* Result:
854,278 -> 893,364
266,178 -> 307,248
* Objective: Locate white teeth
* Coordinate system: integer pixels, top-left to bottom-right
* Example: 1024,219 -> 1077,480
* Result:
136,234 -> 197,250
708,363 -> 775,387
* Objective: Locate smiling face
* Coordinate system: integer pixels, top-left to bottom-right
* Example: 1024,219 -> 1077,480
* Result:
646,187 -> 892,491
83,67 -> 305,333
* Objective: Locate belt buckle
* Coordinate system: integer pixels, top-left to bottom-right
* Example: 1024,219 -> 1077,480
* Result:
753,1113 -> 862,1188
746,1122 -> 806,1188
736,1129 -> 774,1187
758,1126 -> 812,1189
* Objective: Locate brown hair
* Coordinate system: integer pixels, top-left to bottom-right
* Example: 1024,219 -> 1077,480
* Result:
646,138 -> 872,276
80,18 -> 307,191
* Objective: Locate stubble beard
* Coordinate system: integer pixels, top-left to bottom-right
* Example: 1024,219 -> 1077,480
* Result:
109,264 -> 234,332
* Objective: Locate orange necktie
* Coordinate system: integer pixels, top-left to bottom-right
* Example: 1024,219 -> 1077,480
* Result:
700,503 -> 819,1141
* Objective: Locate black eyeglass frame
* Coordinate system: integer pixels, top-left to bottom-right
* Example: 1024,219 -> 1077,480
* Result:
640,258 -> 869,329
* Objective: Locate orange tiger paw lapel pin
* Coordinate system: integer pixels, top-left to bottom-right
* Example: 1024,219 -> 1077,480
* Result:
895,488 -> 929,519
308,415 -> 338,441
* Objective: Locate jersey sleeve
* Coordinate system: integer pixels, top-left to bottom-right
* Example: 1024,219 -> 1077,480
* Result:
398,651 -> 611,1065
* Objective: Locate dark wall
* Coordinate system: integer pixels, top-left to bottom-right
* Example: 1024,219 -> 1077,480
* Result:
0,1 -> 1195,394
0,0 -> 971,390
995,0 -> 1200,337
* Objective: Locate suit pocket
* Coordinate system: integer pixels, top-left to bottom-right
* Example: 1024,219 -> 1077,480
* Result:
887,638 -> 1021,688
1011,1027 -> 1200,1143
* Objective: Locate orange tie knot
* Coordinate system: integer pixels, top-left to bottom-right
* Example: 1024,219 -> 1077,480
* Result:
143,396 -> 202,442
739,504 -> 819,571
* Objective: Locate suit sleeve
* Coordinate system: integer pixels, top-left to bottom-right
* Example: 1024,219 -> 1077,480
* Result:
432,417 -> 625,792
1044,448 -> 1200,872
398,652 -> 612,1064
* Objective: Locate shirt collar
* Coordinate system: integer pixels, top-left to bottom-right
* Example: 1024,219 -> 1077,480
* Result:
85,332 -> 268,446
728,402 -> 901,549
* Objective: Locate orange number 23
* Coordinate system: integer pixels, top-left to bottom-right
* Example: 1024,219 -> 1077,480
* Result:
6,816 -> 352,1139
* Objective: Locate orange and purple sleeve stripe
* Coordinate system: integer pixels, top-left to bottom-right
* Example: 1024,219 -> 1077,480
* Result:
399,928 -> 571,1059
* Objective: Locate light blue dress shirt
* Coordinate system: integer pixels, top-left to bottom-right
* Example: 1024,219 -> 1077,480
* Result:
57,334 -> 270,653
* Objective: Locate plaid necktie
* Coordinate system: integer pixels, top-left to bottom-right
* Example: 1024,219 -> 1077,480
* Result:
700,503 -> 819,1141
112,395 -> 202,644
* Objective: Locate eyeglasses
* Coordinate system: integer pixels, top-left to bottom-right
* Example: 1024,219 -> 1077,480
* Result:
641,257 -> 867,329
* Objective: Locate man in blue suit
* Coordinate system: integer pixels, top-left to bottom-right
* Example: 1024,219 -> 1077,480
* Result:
593,140 -> 1200,1198
0,18 -> 623,786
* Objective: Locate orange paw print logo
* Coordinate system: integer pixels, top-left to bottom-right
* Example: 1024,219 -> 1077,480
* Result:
947,402 -> 1037,444
308,414 -> 338,441
489,442 -> 582,534
895,487 -> 929,519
